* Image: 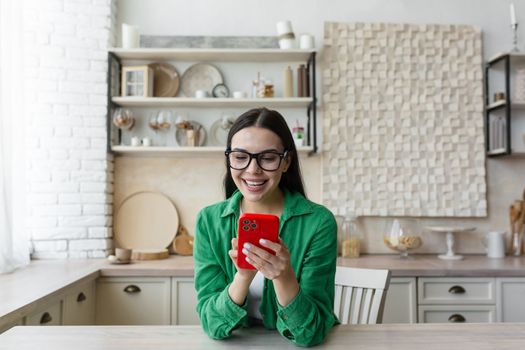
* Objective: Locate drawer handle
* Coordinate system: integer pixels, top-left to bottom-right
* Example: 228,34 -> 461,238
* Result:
448,285 -> 466,294
448,314 -> 466,323
77,292 -> 87,303
123,285 -> 141,294
40,312 -> 53,325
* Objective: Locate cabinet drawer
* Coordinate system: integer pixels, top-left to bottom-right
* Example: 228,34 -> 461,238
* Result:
63,279 -> 96,325
25,300 -> 62,326
418,278 -> 495,304
96,277 -> 171,325
419,305 -> 496,323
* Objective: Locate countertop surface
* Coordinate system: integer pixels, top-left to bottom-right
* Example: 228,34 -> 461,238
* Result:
2,254 -> 525,325
1,323 -> 525,349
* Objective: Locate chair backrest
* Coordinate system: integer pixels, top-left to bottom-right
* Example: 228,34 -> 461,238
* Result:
334,266 -> 391,324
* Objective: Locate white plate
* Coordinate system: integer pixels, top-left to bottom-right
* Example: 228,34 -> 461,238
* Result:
209,118 -> 233,146
175,121 -> 207,146
180,63 -> 223,97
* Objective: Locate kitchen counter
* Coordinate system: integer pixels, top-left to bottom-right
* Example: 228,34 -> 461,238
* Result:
1,323 -> 525,349
2,254 -> 525,326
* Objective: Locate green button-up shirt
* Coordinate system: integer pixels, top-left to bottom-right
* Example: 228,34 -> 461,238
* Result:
194,189 -> 338,347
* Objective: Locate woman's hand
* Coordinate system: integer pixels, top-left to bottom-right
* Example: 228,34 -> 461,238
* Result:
242,238 -> 299,306
227,237 -> 257,306
241,239 -> 293,281
228,238 -> 257,280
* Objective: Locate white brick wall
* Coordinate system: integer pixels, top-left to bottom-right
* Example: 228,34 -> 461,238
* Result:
24,0 -> 116,259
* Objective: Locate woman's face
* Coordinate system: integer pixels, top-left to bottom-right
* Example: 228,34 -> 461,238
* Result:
229,126 -> 291,204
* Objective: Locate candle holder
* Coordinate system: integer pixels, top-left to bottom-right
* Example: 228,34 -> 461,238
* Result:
512,23 -> 520,52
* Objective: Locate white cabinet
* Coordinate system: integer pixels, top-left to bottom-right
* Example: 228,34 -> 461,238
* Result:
171,278 -> 199,325
417,277 -> 496,324
95,277 -> 171,325
496,277 -> 525,322
62,279 -> 96,325
25,300 -> 62,326
382,277 -> 418,323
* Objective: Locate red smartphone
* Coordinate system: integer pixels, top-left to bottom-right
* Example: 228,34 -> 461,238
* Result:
237,213 -> 279,270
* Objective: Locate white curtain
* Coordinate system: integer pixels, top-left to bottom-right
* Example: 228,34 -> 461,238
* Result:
0,0 -> 29,273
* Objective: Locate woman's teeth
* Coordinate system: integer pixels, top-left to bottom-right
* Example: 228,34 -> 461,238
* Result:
244,180 -> 266,187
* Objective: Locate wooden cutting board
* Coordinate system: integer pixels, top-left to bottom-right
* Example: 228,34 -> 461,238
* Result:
132,248 -> 169,261
114,191 -> 179,251
172,225 -> 194,256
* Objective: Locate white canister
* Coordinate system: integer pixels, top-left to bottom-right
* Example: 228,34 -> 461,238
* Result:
122,23 -> 140,49
484,231 -> 506,258
279,38 -> 296,49
276,20 -> 293,36
299,34 -> 315,49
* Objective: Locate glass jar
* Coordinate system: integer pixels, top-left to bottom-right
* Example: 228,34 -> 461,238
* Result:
341,216 -> 361,258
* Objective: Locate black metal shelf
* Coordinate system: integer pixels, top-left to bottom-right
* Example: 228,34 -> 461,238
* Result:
484,54 -> 511,157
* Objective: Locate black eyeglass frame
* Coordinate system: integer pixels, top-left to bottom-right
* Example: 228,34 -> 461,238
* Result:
224,149 -> 289,172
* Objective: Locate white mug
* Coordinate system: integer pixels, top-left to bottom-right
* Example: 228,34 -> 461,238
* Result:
483,231 -> 506,258
131,136 -> 140,147
195,90 -> 207,98
299,34 -> 315,49
142,137 -> 151,147
232,91 -> 246,99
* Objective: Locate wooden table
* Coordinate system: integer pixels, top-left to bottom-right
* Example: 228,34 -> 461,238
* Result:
1,323 -> 524,349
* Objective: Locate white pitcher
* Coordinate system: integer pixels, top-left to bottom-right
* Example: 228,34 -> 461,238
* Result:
483,231 -> 506,258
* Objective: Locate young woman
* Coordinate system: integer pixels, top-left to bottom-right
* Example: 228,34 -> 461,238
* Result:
194,107 -> 338,347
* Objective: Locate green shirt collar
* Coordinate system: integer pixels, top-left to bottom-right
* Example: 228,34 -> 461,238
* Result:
220,188 -> 314,221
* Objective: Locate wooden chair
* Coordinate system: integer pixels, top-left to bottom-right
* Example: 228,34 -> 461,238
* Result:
334,266 -> 391,324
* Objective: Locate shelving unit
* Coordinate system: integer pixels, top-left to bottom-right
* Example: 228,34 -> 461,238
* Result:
106,48 -> 317,156
485,52 -> 525,157
111,145 -> 314,157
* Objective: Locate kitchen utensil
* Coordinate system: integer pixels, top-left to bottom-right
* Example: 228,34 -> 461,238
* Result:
114,191 -> 179,250
426,226 -> 475,260
175,121 -> 206,147
509,205 -> 519,255
131,248 -> 169,260
180,63 -> 223,97
149,63 -> 180,97
172,225 -> 194,256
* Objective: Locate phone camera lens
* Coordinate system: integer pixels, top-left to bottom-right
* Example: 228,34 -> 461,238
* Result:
243,219 -> 250,224
243,226 -> 249,231
251,223 -> 257,228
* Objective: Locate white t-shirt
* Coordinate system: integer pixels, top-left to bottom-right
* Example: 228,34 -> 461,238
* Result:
247,271 -> 264,319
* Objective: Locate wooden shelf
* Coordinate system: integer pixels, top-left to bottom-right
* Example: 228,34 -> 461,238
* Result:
109,48 -> 314,62
487,148 -> 508,156
111,97 -> 313,108
111,145 -> 315,157
487,100 -> 506,110
488,52 -> 525,64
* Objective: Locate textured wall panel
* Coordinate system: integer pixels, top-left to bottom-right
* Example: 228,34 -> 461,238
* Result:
322,22 -> 487,217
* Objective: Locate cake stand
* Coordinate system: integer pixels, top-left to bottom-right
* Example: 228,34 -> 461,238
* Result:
426,226 -> 476,260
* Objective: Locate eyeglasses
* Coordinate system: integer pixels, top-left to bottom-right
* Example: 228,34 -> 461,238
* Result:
225,149 -> 288,172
